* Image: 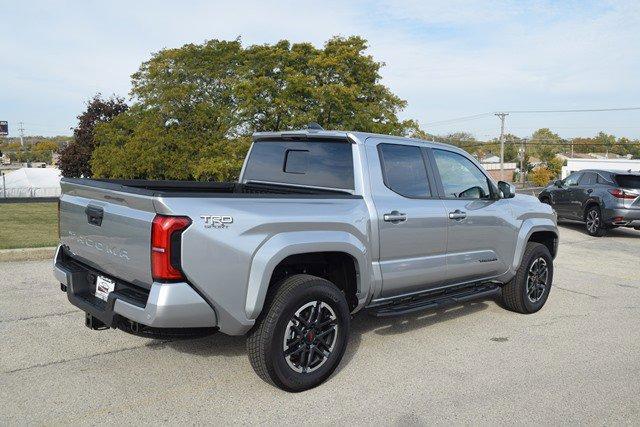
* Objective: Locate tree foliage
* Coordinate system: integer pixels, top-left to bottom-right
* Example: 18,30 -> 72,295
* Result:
58,94 -> 128,177
531,167 -> 555,186
91,36 -> 417,180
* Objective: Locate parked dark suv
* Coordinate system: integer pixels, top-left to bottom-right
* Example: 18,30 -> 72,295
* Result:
538,169 -> 640,236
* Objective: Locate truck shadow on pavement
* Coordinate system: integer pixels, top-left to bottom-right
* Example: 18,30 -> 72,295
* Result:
336,299 -> 493,374
163,297 -> 495,375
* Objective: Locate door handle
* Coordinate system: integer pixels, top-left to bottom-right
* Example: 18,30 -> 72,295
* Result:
383,211 -> 407,223
448,209 -> 467,220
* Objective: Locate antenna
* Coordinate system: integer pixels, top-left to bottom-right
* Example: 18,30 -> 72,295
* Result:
307,122 -> 324,131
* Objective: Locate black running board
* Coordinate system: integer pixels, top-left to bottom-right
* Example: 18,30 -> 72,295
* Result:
370,284 -> 501,318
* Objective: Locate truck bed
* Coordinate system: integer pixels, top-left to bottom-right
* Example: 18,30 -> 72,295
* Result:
64,178 -> 356,198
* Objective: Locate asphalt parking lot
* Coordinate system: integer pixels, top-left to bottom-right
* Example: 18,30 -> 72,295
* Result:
1,223 -> 639,424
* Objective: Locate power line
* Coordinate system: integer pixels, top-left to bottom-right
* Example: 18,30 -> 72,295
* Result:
421,113 -> 492,127
504,107 -> 640,114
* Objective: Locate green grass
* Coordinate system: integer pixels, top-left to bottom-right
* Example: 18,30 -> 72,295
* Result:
0,202 -> 58,249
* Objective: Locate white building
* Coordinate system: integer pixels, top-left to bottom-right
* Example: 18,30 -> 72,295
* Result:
1,167 -> 62,198
561,158 -> 640,179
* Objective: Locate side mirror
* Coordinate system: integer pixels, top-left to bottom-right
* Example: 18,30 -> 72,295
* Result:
554,179 -> 563,188
498,181 -> 516,199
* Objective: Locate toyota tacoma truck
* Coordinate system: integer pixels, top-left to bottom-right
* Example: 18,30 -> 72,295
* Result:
54,128 -> 558,391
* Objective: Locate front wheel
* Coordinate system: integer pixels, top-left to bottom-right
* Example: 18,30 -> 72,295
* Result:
247,274 -> 350,392
501,242 -> 553,314
585,205 -> 606,237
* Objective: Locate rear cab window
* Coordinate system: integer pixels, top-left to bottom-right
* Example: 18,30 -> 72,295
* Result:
243,140 -> 354,191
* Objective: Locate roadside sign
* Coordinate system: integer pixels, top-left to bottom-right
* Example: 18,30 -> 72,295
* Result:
0,121 -> 7,136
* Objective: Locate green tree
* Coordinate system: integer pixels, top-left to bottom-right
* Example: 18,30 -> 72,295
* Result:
92,36 -> 417,180
531,167 -> 554,186
547,157 -> 564,178
59,94 -> 128,177
531,128 -> 562,163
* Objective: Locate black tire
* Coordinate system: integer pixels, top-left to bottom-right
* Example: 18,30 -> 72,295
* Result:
501,242 -> 553,314
539,196 -> 551,205
246,274 -> 350,392
585,205 -> 606,237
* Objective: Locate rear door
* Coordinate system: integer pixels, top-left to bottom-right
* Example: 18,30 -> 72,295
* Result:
573,172 -> 598,218
59,179 -> 157,288
368,141 -> 448,298
430,148 -> 516,284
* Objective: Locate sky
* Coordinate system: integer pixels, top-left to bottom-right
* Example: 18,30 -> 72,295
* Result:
1,0 -> 640,140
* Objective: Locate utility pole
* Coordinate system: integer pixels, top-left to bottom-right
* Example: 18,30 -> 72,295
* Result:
518,139 -> 526,187
18,122 -> 25,148
495,112 -> 509,179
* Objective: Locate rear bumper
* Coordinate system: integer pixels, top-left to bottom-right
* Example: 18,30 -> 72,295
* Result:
603,208 -> 640,227
53,246 -> 217,329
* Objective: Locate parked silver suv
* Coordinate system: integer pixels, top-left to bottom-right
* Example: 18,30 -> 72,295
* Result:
54,128 -> 558,391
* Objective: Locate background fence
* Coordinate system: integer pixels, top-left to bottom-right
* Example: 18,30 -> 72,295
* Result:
0,186 -> 61,198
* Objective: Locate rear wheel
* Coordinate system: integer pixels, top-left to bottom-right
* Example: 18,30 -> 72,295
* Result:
501,242 -> 553,314
585,205 -> 606,237
247,274 -> 350,392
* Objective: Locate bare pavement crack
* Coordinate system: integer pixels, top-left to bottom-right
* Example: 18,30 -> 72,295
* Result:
1,340 -> 171,375
0,309 -> 82,324
555,286 -> 599,299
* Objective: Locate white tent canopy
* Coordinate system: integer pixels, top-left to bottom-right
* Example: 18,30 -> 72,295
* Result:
1,167 -> 62,198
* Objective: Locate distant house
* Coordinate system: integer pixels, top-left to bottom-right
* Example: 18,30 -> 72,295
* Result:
481,162 -> 517,182
480,154 -> 500,163
0,153 -> 10,165
528,156 -> 543,169
556,152 -> 592,161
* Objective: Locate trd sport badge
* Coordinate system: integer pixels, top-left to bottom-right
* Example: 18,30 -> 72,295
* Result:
201,215 -> 233,229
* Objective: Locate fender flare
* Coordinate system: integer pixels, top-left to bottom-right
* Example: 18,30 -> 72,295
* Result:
244,231 -> 371,319
512,219 -> 558,272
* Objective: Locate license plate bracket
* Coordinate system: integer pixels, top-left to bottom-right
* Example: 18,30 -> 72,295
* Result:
95,275 -> 115,301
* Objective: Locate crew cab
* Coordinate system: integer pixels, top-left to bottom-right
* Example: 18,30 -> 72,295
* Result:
54,128 -> 558,391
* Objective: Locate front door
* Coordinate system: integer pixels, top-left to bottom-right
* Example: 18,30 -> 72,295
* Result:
554,172 -> 582,216
369,142 -> 448,298
430,148 -> 517,284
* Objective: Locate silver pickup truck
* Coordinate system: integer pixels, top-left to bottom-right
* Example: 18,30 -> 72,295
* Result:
54,128 -> 558,391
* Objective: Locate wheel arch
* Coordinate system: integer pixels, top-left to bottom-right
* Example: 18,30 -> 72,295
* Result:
583,198 -> 602,221
244,231 -> 371,320
512,220 -> 558,274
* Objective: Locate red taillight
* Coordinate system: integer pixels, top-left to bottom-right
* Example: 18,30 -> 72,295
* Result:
151,215 -> 191,281
609,189 -> 637,199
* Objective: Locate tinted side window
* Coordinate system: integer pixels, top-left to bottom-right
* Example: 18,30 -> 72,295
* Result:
564,173 -> 582,186
579,172 -> 597,186
378,144 -> 431,198
433,149 -> 491,199
244,140 -> 354,190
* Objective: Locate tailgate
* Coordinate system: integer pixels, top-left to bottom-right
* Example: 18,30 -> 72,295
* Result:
58,179 -> 157,288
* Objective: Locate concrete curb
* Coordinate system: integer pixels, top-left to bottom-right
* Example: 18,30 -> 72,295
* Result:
0,247 -> 57,262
